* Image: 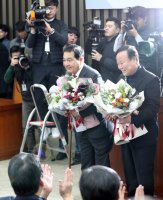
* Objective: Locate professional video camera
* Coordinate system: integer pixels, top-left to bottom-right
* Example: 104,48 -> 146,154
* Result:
27,0 -> 50,29
84,17 -> 105,52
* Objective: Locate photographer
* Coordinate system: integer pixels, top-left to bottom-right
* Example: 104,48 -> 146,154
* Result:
4,45 -> 36,153
26,0 -> 68,119
91,17 -> 121,83
114,6 -> 157,75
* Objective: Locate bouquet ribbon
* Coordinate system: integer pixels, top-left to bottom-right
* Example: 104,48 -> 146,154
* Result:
112,119 -> 146,145
75,117 -> 84,127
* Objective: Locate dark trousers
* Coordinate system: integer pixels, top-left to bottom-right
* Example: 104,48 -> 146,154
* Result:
121,142 -> 157,196
79,123 -> 113,170
31,63 -> 64,119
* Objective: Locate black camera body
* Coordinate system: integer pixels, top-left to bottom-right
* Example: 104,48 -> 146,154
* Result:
123,7 -> 136,31
83,17 -> 102,30
28,0 -> 50,29
124,20 -> 134,31
84,17 -> 105,52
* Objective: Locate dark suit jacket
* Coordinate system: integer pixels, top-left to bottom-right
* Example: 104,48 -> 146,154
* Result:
123,67 -> 160,147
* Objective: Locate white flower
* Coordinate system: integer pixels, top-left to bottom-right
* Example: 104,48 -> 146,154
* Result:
115,92 -> 122,99
124,98 -> 129,103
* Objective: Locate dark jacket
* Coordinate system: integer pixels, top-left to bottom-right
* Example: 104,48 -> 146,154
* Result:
4,65 -> 33,102
126,25 -> 157,75
0,195 -> 45,200
90,35 -> 121,83
123,67 -> 160,147
0,43 -> 10,96
26,18 -> 68,64
78,64 -> 104,122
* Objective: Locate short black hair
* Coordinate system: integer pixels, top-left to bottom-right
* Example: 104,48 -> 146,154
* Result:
116,45 -> 139,60
0,24 -> 10,33
15,20 -> 26,32
79,165 -> 120,200
68,26 -> 80,38
8,153 -> 42,196
132,6 -> 148,19
106,17 -> 121,29
10,45 -> 21,56
45,0 -> 59,6
63,44 -> 84,59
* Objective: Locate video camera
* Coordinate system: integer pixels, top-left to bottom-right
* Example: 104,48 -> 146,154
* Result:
27,0 -> 50,29
83,17 -> 102,30
84,17 -> 105,52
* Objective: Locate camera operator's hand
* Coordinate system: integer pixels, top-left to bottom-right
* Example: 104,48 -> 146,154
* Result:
44,21 -> 55,34
127,25 -> 139,38
11,57 -> 19,67
120,21 -> 126,34
91,50 -> 102,61
26,17 -> 36,34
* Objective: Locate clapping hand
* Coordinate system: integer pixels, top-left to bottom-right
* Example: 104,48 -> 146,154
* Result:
40,164 -> 54,199
59,168 -> 73,200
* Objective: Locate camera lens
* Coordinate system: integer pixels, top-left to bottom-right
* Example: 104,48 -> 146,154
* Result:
19,56 -> 29,69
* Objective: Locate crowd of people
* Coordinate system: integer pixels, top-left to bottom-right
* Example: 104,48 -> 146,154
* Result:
0,0 -> 161,199
0,152 -> 145,200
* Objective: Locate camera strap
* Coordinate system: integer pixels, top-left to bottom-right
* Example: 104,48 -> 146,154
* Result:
44,36 -> 50,53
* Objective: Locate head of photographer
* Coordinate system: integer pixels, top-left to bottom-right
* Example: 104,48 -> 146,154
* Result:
122,6 -> 151,41
28,0 -> 59,33
4,45 -> 32,103
10,46 -> 30,71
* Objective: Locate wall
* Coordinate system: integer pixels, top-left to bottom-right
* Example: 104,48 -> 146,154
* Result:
0,0 -> 163,48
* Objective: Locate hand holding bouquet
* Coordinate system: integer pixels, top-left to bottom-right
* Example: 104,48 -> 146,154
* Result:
49,75 -> 95,111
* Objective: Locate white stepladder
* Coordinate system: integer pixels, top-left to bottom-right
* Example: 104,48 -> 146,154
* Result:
20,84 -> 69,161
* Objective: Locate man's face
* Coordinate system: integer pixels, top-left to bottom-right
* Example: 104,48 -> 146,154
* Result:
16,31 -> 28,40
0,29 -> 7,39
135,16 -> 147,30
63,51 -> 82,75
116,51 -> 138,76
46,5 -> 58,19
11,52 -> 21,65
68,33 -> 78,45
104,21 -> 120,38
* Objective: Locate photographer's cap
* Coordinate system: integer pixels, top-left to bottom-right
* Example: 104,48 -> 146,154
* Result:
45,0 -> 59,6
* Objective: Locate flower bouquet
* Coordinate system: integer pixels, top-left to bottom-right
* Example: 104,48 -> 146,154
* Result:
93,79 -> 147,145
48,75 -> 96,132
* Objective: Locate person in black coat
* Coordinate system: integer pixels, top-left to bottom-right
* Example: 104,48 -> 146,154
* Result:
63,44 -> 113,170
89,17 -> 121,83
114,6 -> 158,76
115,45 -> 160,196
26,0 -> 68,119
0,43 -> 10,98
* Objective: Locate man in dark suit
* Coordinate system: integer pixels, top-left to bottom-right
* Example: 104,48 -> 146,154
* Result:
115,45 -> 160,196
63,44 -> 113,170
90,17 -> 121,83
